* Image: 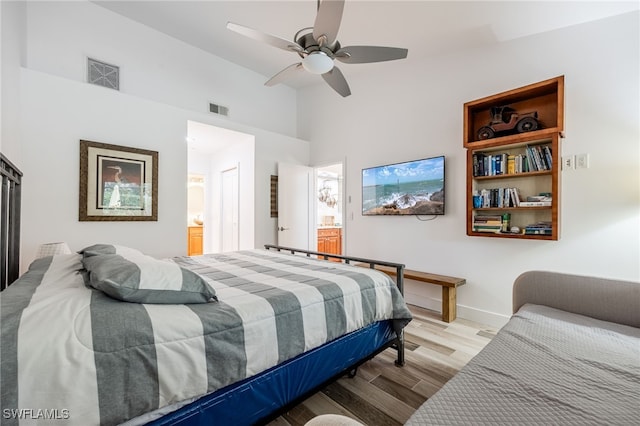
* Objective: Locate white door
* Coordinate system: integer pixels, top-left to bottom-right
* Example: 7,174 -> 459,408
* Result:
221,166 -> 239,252
277,162 -> 314,250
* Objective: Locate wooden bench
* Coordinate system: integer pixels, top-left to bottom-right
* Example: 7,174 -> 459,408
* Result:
356,264 -> 466,323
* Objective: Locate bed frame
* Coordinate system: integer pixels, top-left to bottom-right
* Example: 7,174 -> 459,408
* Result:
0,154 -> 22,291
148,245 -> 407,425
263,243 -> 406,366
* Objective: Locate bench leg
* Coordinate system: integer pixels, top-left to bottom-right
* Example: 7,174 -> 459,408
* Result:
441,287 -> 457,322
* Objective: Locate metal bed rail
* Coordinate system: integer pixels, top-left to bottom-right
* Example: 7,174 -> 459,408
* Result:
1,153 -> 22,291
264,244 -> 407,366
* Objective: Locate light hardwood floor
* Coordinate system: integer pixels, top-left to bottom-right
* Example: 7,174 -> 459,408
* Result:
268,305 -> 498,426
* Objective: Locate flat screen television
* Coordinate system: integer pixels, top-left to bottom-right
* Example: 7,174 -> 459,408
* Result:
362,155 -> 445,215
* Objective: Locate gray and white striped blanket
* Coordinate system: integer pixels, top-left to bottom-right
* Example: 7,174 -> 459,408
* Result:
1,249 -> 412,425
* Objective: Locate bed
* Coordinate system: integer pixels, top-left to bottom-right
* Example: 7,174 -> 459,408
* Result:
406,270 -> 640,425
0,154 -> 412,426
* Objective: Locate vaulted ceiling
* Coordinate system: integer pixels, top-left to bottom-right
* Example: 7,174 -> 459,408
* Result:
94,1 -> 639,89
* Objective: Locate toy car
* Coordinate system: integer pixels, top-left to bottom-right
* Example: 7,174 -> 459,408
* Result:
477,106 -> 539,140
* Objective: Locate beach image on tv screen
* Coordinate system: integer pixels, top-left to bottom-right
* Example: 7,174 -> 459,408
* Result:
362,156 -> 444,215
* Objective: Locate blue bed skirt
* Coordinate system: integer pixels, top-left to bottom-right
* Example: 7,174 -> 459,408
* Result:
149,320 -> 397,425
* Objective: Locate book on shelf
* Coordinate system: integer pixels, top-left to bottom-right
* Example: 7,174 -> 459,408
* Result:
472,214 -> 502,232
475,187 -> 521,208
519,201 -> 552,207
524,221 -> 553,235
543,145 -> 553,169
473,148 -> 550,177
473,226 -> 502,233
473,215 -> 499,225
507,155 -> 515,174
514,154 -> 529,173
525,230 -> 552,235
474,187 -> 554,208
526,195 -> 552,202
519,194 -> 552,207
510,187 -> 521,206
525,144 -> 552,171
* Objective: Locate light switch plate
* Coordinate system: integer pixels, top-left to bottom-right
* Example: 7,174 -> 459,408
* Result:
576,153 -> 589,169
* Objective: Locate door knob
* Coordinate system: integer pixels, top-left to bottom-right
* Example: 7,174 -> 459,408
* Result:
278,226 -> 290,231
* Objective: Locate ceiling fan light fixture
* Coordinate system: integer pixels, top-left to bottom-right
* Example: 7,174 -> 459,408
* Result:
302,51 -> 334,74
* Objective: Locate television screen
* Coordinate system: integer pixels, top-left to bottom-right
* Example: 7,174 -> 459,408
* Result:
362,156 -> 445,215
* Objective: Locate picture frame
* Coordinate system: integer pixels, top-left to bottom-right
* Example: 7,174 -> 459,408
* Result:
79,140 -> 158,221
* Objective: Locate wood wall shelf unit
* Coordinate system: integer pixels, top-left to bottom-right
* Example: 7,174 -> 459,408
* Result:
464,76 -> 564,240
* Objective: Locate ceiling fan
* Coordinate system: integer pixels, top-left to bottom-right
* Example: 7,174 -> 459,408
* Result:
226,0 -> 408,97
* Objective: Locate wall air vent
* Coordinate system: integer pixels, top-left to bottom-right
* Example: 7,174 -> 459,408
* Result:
87,58 -> 120,90
209,103 -> 229,117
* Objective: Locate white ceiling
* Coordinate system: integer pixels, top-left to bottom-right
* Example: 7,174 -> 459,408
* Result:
94,1 -> 639,89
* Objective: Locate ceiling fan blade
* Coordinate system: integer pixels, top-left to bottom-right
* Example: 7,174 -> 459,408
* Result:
227,22 -> 303,53
265,63 -> 304,87
313,0 -> 345,46
335,46 -> 408,64
321,66 -> 351,97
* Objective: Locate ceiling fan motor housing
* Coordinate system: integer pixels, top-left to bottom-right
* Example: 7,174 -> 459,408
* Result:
296,32 -> 340,57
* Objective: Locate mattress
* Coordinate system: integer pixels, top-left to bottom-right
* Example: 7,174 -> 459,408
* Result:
406,304 -> 640,425
1,249 -> 412,426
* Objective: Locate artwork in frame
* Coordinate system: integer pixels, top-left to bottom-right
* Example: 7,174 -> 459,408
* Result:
79,140 -> 158,221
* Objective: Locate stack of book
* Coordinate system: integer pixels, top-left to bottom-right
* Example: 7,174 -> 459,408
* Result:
524,221 -> 553,235
472,214 -> 503,233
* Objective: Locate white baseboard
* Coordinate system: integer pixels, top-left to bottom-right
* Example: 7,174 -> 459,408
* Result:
404,292 -> 510,329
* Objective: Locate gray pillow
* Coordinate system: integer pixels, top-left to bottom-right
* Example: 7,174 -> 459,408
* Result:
80,243 -> 141,258
80,244 -> 216,304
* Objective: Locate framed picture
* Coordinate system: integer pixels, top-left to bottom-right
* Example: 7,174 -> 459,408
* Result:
79,140 -> 158,221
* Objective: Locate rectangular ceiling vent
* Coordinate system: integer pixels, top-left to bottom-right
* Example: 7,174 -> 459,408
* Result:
209,103 -> 229,117
87,58 -> 120,90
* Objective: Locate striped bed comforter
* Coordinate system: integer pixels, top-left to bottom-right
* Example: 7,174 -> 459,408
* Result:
1,249 -> 412,425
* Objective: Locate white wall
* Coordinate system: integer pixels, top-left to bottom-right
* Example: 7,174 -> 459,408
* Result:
298,11 -> 640,327
20,69 -> 190,265
23,0 -> 297,138
19,68 -> 308,271
0,0 -> 26,159
15,1 -> 311,271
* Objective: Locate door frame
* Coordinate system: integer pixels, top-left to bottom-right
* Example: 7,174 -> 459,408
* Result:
313,159 -> 346,255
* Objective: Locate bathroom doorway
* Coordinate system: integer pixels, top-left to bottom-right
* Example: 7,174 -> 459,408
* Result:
187,174 -> 205,255
315,162 -> 344,257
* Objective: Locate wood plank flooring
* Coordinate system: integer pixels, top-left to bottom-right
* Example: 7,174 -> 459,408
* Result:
267,305 -> 497,426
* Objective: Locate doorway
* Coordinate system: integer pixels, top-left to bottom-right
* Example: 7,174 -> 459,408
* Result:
315,162 -> 344,256
187,174 -> 205,255
187,120 -> 254,254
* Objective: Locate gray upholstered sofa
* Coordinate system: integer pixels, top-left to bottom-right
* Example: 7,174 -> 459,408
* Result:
406,270 -> 640,425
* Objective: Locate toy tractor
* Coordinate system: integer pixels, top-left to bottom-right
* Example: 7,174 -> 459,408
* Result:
477,106 -> 539,140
